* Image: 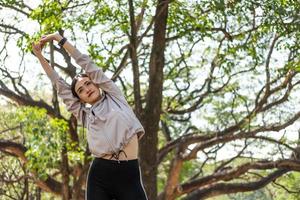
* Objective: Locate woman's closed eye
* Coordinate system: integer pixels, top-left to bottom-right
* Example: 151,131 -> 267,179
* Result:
77,81 -> 92,94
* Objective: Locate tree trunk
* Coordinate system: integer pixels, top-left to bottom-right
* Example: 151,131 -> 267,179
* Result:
140,0 -> 169,199
61,145 -> 70,200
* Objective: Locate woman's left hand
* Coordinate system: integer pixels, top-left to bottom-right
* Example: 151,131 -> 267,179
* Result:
40,32 -> 63,45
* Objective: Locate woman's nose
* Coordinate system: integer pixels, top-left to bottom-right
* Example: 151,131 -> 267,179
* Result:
86,88 -> 92,95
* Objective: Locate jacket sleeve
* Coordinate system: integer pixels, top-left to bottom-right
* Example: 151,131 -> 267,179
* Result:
48,70 -> 85,122
70,48 -> 126,102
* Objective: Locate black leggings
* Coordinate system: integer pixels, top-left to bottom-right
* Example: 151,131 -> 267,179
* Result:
86,157 -> 148,200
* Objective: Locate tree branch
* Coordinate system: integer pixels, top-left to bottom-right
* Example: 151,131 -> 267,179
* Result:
183,169 -> 289,200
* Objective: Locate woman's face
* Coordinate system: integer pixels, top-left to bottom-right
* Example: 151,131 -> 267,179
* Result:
74,77 -> 101,104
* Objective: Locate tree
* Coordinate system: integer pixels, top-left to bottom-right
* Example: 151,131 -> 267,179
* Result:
1,0 -> 300,199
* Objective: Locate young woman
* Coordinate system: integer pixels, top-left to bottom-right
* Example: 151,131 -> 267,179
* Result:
32,32 -> 148,200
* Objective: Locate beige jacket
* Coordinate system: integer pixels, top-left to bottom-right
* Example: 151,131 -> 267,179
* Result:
49,48 -> 145,158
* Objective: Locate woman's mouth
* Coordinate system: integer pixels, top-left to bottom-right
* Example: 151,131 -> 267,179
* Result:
88,91 -> 94,97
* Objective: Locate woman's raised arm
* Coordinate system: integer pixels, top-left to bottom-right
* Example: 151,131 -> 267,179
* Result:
40,33 -> 76,56
40,33 -> 125,101
32,42 -> 55,79
32,41 -> 84,121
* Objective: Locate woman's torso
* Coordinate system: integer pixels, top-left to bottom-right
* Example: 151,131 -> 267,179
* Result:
85,93 -> 144,160
101,134 -> 139,160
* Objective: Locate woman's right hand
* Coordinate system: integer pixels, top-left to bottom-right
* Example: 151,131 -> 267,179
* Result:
32,42 -> 43,57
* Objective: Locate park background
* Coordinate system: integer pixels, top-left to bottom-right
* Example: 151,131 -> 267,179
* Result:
0,0 -> 300,199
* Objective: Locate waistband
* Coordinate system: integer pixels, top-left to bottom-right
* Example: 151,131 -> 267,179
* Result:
94,156 -> 139,164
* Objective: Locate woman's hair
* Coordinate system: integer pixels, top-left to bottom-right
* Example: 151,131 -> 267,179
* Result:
71,73 -> 89,131
71,73 -> 89,98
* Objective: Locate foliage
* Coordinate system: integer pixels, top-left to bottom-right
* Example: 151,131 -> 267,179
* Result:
271,172 -> 300,200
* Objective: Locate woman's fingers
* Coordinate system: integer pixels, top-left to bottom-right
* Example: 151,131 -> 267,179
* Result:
39,40 -> 46,49
34,33 -> 59,54
40,37 -> 50,43
40,42 -> 45,50
40,33 -> 55,43
32,42 -> 43,56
